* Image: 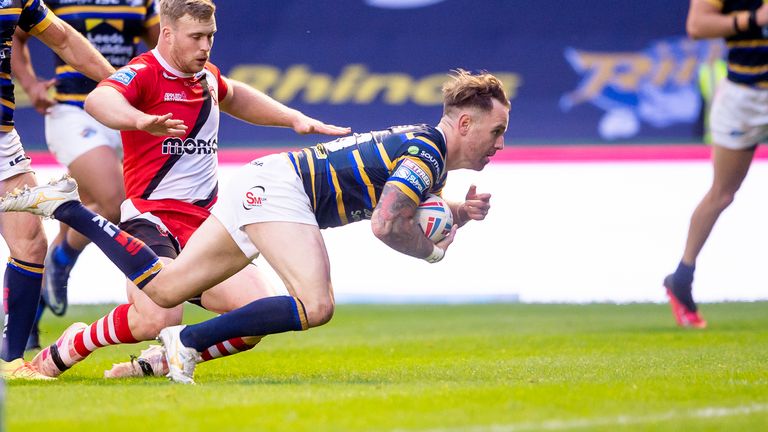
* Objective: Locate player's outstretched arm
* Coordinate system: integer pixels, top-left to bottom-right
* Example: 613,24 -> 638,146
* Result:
219,77 -> 350,136
11,28 -> 55,115
34,14 -> 114,82
85,86 -> 187,137
447,184 -> 491,228
371,183 -> 456,262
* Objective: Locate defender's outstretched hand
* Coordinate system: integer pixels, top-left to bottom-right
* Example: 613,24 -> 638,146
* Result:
293,114 -> 351,136
137,113 -> 188,137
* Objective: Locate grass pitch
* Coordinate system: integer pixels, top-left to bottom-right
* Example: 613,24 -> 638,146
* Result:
5,302 -> 768,431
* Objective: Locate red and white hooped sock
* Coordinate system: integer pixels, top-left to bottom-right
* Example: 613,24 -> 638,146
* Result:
200,336 -> 263,362
64,304 -> 138,366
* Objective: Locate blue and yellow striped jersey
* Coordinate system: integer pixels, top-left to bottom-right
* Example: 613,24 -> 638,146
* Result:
1,0 -> 52,132
285,124 -> 448,229
714,0 -> 768,87
46,0 -> 157,107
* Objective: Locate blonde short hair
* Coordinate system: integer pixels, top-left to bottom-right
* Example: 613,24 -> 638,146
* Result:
159,0 -> 215,24
442,69 -> 510,114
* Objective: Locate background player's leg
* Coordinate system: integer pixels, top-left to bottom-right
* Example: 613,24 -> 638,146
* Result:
668,145 -> 755,311
0,172 -> 47,363
44,146 -> 125,311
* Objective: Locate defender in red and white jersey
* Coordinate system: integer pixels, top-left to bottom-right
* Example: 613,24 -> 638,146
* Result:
99,49 -> 227,244
29,0 -> 350,379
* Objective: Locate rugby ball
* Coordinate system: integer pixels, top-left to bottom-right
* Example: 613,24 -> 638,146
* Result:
415,194 -> 453,242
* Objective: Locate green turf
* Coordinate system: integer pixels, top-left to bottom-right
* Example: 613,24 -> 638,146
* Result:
5,302 -> 768,431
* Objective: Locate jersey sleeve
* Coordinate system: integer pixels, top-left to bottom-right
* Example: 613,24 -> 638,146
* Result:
98,62 -> 152,107
145,0 -> 160,28
18,0 -> 53,36
386,133 -> 446,204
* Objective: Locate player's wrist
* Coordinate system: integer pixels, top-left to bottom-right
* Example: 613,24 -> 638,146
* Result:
424,245 -> 445,263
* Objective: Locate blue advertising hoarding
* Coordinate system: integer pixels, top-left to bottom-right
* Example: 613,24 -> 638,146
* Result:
13,0 -> 724,149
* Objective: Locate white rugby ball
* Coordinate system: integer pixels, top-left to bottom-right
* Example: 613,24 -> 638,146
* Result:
415,194 -> 453,242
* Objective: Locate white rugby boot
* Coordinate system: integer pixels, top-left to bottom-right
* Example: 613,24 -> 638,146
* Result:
0,174 -> 79,218
157,325 -> 201,384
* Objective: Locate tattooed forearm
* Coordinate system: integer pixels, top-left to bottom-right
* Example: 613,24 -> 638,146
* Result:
371,184 -> 435,258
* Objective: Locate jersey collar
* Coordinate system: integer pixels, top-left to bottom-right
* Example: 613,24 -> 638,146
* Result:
151,48 -> 195,79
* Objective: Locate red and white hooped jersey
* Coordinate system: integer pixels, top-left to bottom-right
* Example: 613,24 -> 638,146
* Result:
98,49 -> 228,244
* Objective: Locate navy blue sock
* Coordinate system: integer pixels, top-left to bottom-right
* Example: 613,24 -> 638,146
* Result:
671,261 -> 697,311
179,296 -> 308,352
54,237 -> 82,266
1,258 -> 43,361
52,201 -> 162,288
672,261 -> 695,287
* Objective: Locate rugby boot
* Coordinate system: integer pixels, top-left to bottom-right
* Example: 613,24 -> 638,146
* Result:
31,322 -> 88,377
158,325 -> 201,384
104,345 -> 169,378
664,274 -> 707,329
0,174 -> 79,218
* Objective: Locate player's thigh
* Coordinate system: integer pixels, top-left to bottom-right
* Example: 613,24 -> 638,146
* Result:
67,146 -> 124,219
147,216 -> 254,305
200,263 -> 278,313
243,221 -> 332,302
0,171 -> 47,260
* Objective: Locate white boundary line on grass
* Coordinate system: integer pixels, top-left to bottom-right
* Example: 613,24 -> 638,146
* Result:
397,403 -> 768,432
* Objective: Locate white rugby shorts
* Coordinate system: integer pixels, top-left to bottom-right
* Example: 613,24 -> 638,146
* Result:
45,104 -> 122,166
710,79 -> 768,150
0,129 -> 33,181
211,153 -> 317,259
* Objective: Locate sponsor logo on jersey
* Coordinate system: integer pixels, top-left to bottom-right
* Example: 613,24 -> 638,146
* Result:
419,150 -> 440,172
161,137 -> 218,155
407,145 -> 419,155
163,92 -> 187,102
393,159 -> 430,193
242,186 -> 266,210
109,68 -> 137,86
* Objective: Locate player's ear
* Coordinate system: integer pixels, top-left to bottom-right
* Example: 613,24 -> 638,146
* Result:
160,24 -> 173,44
458,112 -> 472,136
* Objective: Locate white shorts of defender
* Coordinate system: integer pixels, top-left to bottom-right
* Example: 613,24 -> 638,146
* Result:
45,104 -> 122,166
211,153 -> 318,259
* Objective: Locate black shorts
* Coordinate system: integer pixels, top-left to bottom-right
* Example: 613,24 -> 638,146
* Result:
119,217 -> 181,258
119,217 -> 206,307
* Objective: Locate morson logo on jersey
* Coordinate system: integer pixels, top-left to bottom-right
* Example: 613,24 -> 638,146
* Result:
161,137 -> 218,155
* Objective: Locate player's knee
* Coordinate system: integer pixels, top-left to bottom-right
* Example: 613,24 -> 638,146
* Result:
716,191 -> 736,210
303,296 -> 335,328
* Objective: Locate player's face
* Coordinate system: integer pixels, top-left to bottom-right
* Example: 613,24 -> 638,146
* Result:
168,14 -> 217,74
464,99 -> 508,170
